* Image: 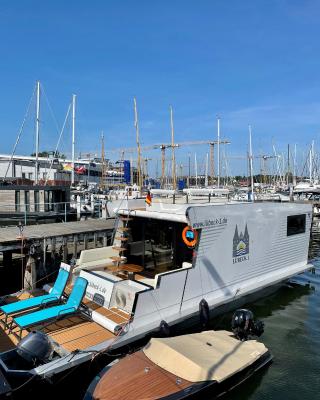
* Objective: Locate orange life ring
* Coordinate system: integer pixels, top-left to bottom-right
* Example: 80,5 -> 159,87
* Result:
182,226 -> 198,248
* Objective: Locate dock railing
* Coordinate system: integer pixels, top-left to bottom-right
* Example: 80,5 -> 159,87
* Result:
0,198 -> 105,225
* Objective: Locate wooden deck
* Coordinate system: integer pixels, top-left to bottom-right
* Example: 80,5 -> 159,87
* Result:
43,316 -> 115,352
65,284 -> 131,325
0,273 -> 133,354
3,289 -> 45,304
93,307 -> 130,325
0,288 -> 122,353
0,291 -> 42,352
93,351 -> 191,400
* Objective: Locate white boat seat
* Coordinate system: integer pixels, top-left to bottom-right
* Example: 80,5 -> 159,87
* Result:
139,262 -> 192,288
109,280 -> 148,313
74,246 -> 119,273
139,278 -> 155,287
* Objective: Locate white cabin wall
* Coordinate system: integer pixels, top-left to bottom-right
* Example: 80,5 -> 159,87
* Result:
132,270 -> 188,330
184,203 -> 311,307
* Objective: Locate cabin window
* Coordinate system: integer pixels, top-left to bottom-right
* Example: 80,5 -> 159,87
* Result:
287,214 -> 306,236
24,191 -> 30,212
34,191 -> 40,212
15,191 -> 20,212
44,191 -> 49,212
48,190 -> 53,211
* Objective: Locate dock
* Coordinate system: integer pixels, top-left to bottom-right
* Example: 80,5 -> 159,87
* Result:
0,218 -> 115,252
0,218 -> 116,295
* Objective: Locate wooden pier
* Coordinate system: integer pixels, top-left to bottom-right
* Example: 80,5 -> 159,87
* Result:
0,219 -> 115,252
0,219 -> 115,294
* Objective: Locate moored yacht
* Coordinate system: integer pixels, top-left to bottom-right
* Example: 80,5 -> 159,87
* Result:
0,195 -> 312,395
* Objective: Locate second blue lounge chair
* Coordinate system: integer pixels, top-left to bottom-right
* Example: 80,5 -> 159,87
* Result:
11,276 -> 88,339
0,264 -> 71,326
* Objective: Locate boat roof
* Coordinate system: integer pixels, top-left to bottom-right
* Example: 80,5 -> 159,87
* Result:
118,199 -> 310,224
117,198 -> 240,223
143,330 -> 268,383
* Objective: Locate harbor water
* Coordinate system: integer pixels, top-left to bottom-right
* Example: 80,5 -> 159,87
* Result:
212,221 -> 320,400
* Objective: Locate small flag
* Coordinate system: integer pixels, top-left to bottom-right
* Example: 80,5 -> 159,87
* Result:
74,166 -> 86,174
145,190 -> 152,206
63,163 -> 73,171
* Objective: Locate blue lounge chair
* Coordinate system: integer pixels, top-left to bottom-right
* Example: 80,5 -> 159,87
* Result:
12,276 -> 88,338
0,265 -> 71,326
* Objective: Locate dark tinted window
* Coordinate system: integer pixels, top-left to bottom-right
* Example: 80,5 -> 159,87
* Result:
287,214 -> 306,236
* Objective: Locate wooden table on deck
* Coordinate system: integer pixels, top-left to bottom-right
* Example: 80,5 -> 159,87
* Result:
105,264 -> 143,279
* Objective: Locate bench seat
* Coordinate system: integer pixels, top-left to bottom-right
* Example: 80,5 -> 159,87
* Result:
74,246 -> 121,273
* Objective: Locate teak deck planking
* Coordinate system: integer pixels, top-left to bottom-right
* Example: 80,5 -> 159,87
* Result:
43,316 -> 115,352
0,291 -> 42,352
93,351 -> 192,400
0,288 -> 125,353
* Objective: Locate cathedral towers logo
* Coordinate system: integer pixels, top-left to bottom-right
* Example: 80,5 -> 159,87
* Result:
233,224 -> 249,263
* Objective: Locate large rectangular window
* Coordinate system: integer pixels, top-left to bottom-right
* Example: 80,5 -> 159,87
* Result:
287,214 -> 306,236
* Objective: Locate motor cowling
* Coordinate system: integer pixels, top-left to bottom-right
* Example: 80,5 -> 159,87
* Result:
231,309 -> 264,341
16,331 -> 53,366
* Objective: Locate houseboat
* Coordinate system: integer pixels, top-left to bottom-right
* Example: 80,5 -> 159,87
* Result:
0,197 -> 312,395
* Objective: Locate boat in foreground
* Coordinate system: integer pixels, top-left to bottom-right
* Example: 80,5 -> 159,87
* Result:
84,309 -> 272,400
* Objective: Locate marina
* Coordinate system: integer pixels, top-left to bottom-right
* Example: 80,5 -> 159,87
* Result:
1,2 -> 320,399
0,194 -> 313,399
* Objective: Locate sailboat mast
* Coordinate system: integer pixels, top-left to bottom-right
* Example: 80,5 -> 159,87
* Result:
170,106 -> 176,190
100,131 -> 106,189
249,125 -> 254,202
35,81 -> 40,184
217,117 -> 220,188
133,98 -> 142,189
287,143 -> 290,185
188,153 -> 191,188
293,143 -> 297,186
309,140 -> 314,184
205,153 -> 209,187
71,94 -> 76,186
195,153 -> 198,187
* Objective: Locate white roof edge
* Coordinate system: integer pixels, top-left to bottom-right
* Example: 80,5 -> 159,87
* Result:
119,209 -> 188,223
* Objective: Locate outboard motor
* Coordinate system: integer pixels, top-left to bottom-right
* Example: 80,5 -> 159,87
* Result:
231,309 -> 264,341
16,331 -> 53,367
159,320 -> 171,337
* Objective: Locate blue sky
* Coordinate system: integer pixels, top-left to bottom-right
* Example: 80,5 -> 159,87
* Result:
1,0 -> 320,176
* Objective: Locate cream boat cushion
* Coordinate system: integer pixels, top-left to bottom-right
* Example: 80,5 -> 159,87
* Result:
143,330 -> 268,383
